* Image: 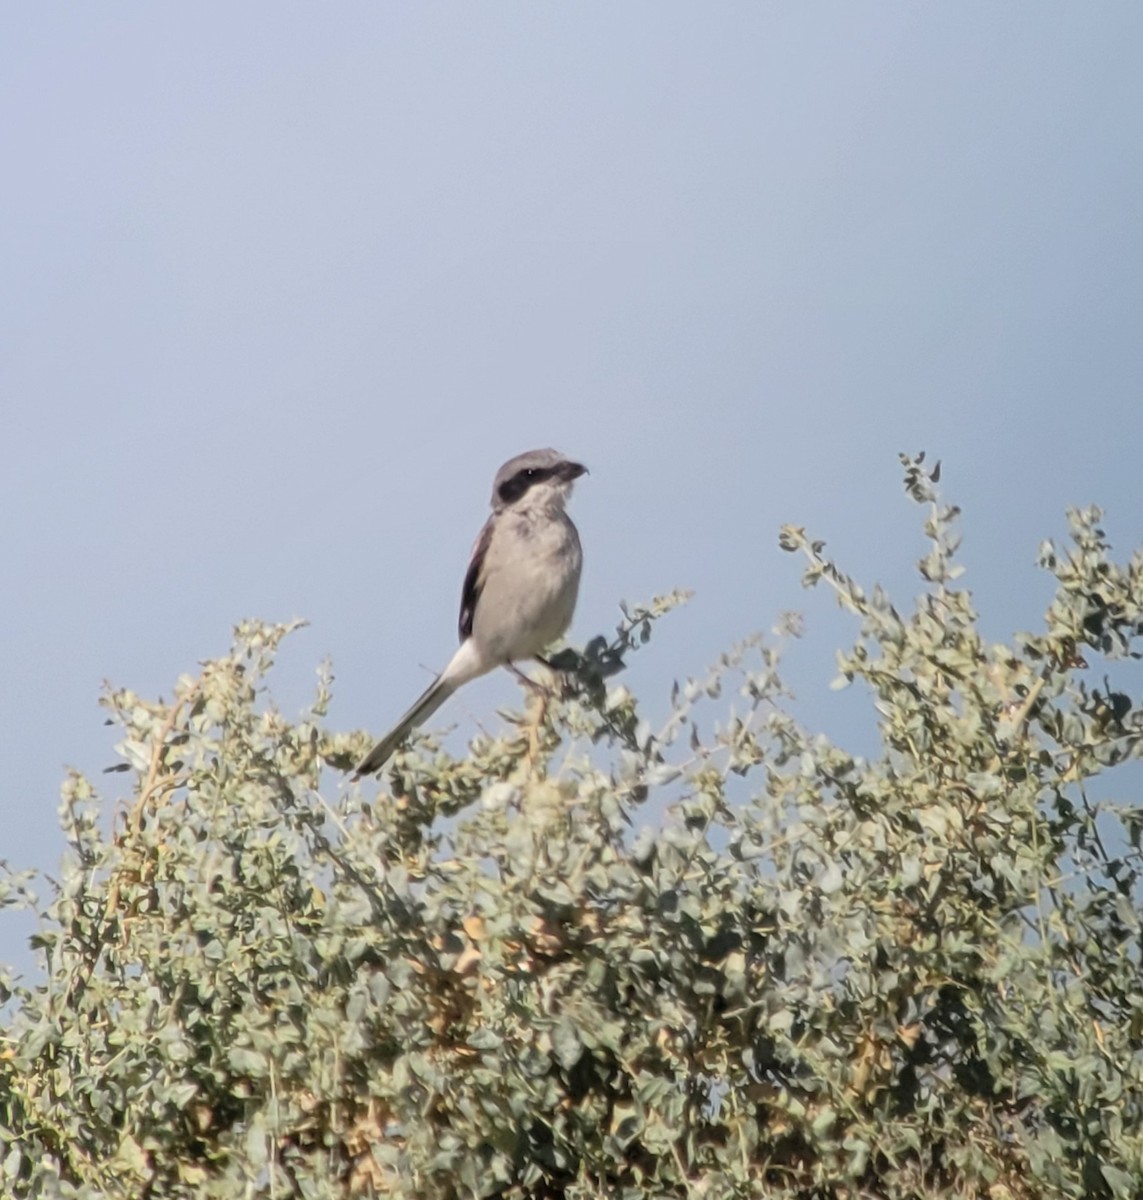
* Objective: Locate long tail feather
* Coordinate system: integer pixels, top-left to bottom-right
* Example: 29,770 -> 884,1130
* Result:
352,674 -> 456,778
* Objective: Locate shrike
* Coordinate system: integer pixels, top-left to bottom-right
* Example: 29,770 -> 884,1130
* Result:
353,448 -> 587,778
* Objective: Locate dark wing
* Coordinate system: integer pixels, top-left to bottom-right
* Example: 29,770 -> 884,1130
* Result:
458,516 -> 495,642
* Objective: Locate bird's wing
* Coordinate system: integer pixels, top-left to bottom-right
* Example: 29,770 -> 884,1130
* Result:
458,514 -> 495,641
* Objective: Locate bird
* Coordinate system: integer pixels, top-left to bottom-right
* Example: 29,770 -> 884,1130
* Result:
352,448 -> 587,778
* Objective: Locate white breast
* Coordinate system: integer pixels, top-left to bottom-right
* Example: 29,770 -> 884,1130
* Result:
471,509 -> 582,664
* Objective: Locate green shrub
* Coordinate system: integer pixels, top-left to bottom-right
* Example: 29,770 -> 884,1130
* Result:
3,455 -> 1142,1198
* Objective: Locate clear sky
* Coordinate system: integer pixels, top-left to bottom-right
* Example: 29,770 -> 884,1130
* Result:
3,6 -> 1143,969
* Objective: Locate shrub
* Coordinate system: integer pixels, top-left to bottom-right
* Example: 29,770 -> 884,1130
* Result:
3,455 -> 1142,1198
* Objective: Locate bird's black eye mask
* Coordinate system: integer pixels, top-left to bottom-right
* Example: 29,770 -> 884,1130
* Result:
497,466 -> 552,505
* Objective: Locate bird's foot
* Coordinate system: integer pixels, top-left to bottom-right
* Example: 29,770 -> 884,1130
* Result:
533,655 -> 579,701
508,663 -> 552,696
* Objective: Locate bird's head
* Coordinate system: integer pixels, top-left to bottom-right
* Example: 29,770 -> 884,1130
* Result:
491,448 -> 587,512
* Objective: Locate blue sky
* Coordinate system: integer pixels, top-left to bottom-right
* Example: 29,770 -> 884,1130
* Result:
3,6 -> 1143,969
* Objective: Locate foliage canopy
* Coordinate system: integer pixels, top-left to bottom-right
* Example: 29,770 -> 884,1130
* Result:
3,456 -> 1143,1198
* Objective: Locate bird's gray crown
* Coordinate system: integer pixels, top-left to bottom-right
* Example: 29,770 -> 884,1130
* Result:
491,448 -> 586,509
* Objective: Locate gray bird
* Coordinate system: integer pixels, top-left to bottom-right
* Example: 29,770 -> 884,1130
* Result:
353,448 -> 587,777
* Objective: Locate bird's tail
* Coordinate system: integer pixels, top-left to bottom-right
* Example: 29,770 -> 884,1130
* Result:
352,673 -> 457,779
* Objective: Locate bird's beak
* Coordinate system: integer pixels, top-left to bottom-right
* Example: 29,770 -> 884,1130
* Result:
561,461 -> 588,481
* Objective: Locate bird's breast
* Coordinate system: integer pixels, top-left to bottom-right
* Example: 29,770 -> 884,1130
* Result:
472,510 -> 582,662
